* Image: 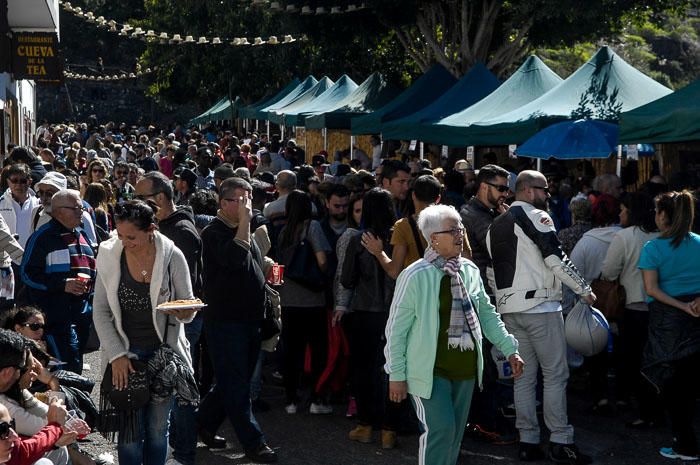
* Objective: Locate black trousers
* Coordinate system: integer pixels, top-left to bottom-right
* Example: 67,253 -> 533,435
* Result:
281,306 -> 328,404
345,311 -> 401,429
663,352 -> 699,455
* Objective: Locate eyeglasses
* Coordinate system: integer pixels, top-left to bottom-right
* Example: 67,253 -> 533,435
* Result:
36,189 -> 57,198
485,181 -> 510,193
8,178 -> 28,184
531,185 -> 550,194
55,206 -> 86,213
0,419 -> 16,440
135,192 -> 159,200
21,323 -> 45,331
434,226 -> 465,237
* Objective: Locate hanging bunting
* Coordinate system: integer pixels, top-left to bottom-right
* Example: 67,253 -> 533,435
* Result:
59,0 -> 304,46
63,65 -> 157,81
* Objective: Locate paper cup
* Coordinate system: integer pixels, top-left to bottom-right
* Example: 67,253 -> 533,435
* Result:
76,273 -> 91,284
270,264 -> 284,285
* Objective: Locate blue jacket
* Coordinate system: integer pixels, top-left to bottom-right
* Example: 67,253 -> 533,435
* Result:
384,257 -> 518,399
20,219 -> 96,324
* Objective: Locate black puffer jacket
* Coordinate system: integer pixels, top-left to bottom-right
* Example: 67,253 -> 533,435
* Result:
340,232 -> 395,313
158,206 -> 203,297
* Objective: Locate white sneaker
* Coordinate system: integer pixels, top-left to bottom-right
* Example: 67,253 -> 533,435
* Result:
309,402 -> 333,414
285,403 -> 297,414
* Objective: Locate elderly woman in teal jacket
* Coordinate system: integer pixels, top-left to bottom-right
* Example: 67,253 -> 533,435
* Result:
385,204 -> 524,465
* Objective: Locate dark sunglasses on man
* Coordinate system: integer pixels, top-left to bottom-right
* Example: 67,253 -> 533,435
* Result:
0,419 -> 16,440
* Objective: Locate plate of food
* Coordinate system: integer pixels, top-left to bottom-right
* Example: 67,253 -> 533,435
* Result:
156,299 -> 207,311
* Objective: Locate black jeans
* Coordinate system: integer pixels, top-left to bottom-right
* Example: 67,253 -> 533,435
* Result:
663,352 -> 699,455
346,311 -> 401,429
281,306 -> 328,404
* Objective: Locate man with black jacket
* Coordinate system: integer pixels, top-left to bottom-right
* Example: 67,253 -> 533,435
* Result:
197,177 -> 277,463
135,172 -> 204,465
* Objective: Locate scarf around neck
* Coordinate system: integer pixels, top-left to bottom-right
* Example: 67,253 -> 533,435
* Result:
425,247 -> 482,351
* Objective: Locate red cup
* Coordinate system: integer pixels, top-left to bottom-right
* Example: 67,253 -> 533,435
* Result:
270,264 -> 284,286
76,273 -> 91,284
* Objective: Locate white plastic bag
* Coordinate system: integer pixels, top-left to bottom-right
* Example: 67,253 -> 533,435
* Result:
565,300 -> 609,357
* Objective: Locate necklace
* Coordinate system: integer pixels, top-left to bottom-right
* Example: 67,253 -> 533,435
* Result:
126,246 -> 155,282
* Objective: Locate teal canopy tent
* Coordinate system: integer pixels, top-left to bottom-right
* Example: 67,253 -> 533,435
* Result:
619,78 -> 700,144
304,73 -> 401,130
189,97 -> 229,125
258,76 -> 318,121
267,77 -> 334,126
381,63 -> 500,141
424,56 -> 562,146
238,78 -> 302,120
462,46 -> 672,146
351,64 -> 457,135
283,75 -> 358,127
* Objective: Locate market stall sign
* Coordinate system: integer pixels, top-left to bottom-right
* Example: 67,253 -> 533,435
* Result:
11,32 -> 62,82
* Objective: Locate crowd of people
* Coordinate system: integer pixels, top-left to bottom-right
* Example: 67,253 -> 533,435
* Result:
0,120 -> 697,465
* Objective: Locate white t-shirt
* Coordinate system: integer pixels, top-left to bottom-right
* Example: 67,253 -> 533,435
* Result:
13,197 -> 36,247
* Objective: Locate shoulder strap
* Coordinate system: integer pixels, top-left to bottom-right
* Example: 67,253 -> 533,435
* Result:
407,215 -> 425,257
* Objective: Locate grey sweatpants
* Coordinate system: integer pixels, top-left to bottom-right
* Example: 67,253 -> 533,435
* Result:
502,311 -> 575,445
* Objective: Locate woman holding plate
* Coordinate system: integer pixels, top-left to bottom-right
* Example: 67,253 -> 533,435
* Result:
92,200 -> 198,465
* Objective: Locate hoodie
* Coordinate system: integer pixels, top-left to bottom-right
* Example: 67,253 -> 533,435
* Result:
157,206 -> 202,297
570,226 -> 622,282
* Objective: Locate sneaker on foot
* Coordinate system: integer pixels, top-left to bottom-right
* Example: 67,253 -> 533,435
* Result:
519,442 -> 545,462
549,442 -> 592,465
309,402 -> 333,414
346,397 -> 357,418
659,447 -> 700,461
284,403 -> 297,414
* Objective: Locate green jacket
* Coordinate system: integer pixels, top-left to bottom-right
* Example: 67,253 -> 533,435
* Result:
384,257 -> 519,399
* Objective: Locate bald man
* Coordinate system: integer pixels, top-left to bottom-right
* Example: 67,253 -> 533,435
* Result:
487,170 -> 595,464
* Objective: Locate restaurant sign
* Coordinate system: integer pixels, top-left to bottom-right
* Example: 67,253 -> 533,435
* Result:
11,32 -> 62,82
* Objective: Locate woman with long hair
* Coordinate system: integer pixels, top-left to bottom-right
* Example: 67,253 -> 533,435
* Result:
336,188 -> 400,448
92,200 -> 198,465
86,159 -> 108,185
601,192 -> 661,427
639,190 -> 700,461
84,183 -> 110,233
277,190 -> 331,414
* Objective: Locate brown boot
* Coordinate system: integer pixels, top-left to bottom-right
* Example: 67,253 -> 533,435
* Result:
348,424 -> 373,443
381,429 -> 397,449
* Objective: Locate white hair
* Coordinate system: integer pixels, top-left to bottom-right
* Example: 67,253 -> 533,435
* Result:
417,204 -> 461,243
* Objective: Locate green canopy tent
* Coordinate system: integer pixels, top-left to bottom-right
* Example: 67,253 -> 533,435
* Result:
462,46 -> 672,146
283,75 -> 358,127
619,79 -> 698,144
381,63 -> 501,141
238,78 -> 302,120
258,75 -> 319,121
267,77 -> 335,126
304,73 -> 402,130
351,64 -> 457,135
189,97 -> 229,126
424,56 -> 563,145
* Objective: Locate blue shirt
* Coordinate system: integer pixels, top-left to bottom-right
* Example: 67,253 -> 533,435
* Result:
638,232 -> 700,301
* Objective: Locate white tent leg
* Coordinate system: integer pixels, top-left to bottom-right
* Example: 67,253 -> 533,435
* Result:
420,142 -> 424,160
616,145 -> 622,177
536,159 -> 542,172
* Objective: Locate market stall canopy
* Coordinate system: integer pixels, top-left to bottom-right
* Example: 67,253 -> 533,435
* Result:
209,96 -> 243,121
381,62 -> 500,141
351,64 -> 457,135
238,77 -> 302,120
305,73 -> 401,130
462,46 -> 672,146
190,97 -> 229,125
268,77 -> 335,126
515,120 -> 619,159
283,75 -> 358,127
425,56 -> 562,146
619,78 -> 698,144
258,75 -> 319,121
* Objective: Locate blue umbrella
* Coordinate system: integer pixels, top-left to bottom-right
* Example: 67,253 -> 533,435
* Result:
515,119 -> 619,159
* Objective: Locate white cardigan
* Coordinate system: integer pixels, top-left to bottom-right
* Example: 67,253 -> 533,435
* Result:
92,231 -> 195,372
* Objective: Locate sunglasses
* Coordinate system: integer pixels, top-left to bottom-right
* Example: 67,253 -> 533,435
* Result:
92,169 -> 106,174
8,178 -> 28,184
21,322 -> 45,331
485,181 -> 509,193
531,185 -> 550,194
0,419 -> 15,440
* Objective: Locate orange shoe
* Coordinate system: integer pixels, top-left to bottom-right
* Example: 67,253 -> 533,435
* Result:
348,425 -> 373,443
381,430 -> 397,449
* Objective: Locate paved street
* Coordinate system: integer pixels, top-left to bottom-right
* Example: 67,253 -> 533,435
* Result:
80,351 -> 699,465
